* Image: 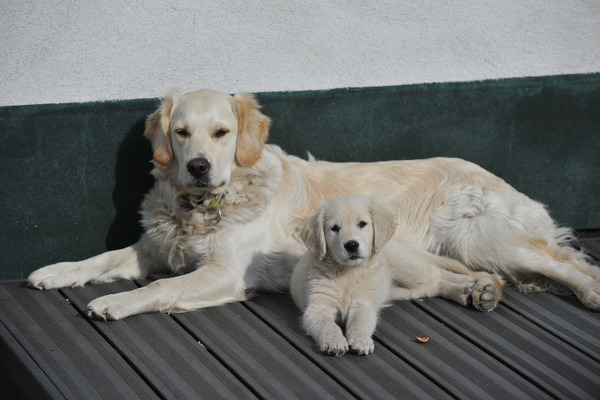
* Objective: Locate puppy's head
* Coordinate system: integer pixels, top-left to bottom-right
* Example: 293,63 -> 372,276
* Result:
300,196 -> 397,266
144,89 -> 270,192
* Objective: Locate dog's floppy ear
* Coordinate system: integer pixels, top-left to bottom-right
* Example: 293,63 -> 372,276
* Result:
370,199 -> 397,253
300,209 -> 327,260
233,93 -> 271,167
144,92 -> 177,167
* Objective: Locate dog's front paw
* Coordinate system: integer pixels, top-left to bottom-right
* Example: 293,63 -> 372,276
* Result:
321,340 -> 349,356
347,334 -> 375,355
318,332 -> 349,356
27,262 -> 89,290
87,293 -> 134,321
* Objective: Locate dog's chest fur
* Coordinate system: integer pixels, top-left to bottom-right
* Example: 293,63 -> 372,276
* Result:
139,151 -> 285,273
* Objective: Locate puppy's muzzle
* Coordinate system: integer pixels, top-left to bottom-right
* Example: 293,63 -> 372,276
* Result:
187,157 -> 211,187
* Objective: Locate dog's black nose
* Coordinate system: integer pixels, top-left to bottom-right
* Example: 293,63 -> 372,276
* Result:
344,240 -> 359,253
187,158 -> 211,178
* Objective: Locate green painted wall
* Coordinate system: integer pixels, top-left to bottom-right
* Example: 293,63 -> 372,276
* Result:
1,74 -> 598,279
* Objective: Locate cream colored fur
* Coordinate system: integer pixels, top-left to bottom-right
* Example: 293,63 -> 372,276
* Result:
291,196 -> 477,355
27,89 -> 600,320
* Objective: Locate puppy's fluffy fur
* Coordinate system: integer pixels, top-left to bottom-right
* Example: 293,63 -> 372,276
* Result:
291,196 -> 479,355
27,89 -> 600,320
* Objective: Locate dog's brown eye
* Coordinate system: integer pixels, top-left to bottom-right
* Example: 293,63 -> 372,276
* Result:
214,129 -> 229,138
331,225 -> 340,233
358,221 -> 367,228
175,129 -> 190,138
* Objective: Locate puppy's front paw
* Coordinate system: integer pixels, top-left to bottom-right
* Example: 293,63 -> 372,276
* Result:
27,262 -> 88,290
318,332 -> 349,356
321,340 -> 349,356
87,293 -> 134,321
347,334 -> 375,356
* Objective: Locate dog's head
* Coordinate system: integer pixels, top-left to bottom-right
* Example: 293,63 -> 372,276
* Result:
144,89 -> 271,192
300,196 -> 397,266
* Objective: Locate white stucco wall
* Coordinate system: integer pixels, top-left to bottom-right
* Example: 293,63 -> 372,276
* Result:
2,0 -> 599,106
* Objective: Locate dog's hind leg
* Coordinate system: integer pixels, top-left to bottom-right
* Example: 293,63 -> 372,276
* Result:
27,235 -> 163,290
388,267 -> 504,310
430,185 -> 600,309
385,241 -> 504,311
507,244 -> 600,310
426,253 -> 506,311
389,276 -> 473,306
426,185 -> 600,310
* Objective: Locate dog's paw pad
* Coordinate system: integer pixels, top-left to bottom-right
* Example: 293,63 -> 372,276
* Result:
473,283 -> 499,311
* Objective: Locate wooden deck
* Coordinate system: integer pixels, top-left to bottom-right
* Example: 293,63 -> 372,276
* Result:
1,232 -> 599,399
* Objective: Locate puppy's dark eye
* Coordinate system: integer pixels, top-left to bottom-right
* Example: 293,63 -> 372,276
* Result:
331,225 -> 340,233
175,129 -> 190,138
358,221 -> 367,228
214,129 -> 229,138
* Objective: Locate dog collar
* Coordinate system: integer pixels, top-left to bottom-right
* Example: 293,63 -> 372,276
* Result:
181,192 -> 224,225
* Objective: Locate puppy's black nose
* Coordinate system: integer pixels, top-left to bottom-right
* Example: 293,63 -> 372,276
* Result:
344,240 -> 359,253
187,158 -> 211,178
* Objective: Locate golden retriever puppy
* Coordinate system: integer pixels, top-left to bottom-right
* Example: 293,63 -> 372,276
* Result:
291,195 -> 478,355
27,89 -> 600,320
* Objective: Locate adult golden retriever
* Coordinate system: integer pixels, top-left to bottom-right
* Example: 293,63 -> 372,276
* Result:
27,89 -> 600,320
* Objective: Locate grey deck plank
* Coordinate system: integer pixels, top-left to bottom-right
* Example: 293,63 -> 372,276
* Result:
375,302 -> 553,400
0,320 -> 62,399
174,300 -> 355,400
0,281 -> 159,399
61,280 -> 258,400
417,292 -> 600,400
502,288 -> 600,360
245,293 -> 454,400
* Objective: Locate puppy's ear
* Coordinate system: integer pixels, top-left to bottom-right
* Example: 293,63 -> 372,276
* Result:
144,92 -> 178,167
300,210 -> 327,260
233,93 -> 271,167
370,199 -> 397,253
